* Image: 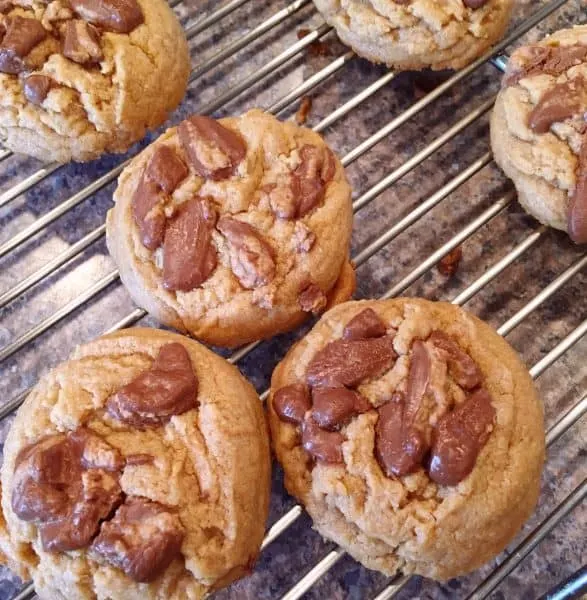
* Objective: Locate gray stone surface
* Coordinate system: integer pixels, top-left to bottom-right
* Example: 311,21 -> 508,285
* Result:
0,1 -> 585,599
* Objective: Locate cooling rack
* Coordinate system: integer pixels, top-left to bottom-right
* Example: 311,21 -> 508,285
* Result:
0,1 -> 585,599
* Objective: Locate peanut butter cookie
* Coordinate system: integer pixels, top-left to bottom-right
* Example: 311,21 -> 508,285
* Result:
312,0 -> 513,71
106,109 -> 355,348
491,26 -> 587,243
268,298 -> 544,580
0,328 -> 271,599
0,0 -> 189,162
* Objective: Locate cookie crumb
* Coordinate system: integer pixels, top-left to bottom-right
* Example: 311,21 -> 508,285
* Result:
296,96 -> 312,125
437,246 -> 463,277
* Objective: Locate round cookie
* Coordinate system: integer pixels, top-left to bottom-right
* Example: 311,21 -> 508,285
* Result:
0,328 -> 271,600
312,0 -> 513,71
491,26 -> 587,244
0,0 -> 190,163
268,298 -> 545,580
106,109 -> 355,348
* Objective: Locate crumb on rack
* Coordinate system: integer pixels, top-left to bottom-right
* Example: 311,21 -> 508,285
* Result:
296,96 -> 313,125
297,28 -> 333,56
437,246 -> 463,277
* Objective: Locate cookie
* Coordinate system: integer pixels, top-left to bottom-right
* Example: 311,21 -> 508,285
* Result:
0,0 -> 190,162
106,109 -> 355,348
491,26 -> 587,244
312,0 -> 513,71
0,328 -> 271,599
268,298 -> 544,580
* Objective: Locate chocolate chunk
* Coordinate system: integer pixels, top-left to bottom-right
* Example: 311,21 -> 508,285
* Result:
91,497 -> 185,583
428,331 -> 482,390
273,383 -> 311,425
343,308 -> 387,340
528,77 -> 586,134
0,16 -> 47,75
310,387 -> 371,431
505,44 -> 587,86
70,0 -> 144,34
375,393 -> 428,478
145,145 -> 189,194
306,335 -> 397,388
125,453 -> 154,466
298,282 -> 327,314
294,145 -> 336,218
132,179 -> 166,250
267,175 -> 300,220
107,343 -> 198,428
178,115 -> 246,181
162,198 -> 218,291
301,416 -> 344,464
23,74 -> 53,105
132,146 -> 189,250
0,1 -> 13,14
217,216 -> 275,289
429,388 -> 496,486
63,20 -> 103,65
463,0 -> 488,7
404,340 -> 431,426
11,429 -> 123,552
41,470 -> 122,552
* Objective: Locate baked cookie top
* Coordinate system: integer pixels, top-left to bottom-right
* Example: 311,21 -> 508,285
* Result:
0,0 -> 189,162
494,26 -> 587,243
312,0 -> 513,71
106,109 -> 354,348
0,328 -> 270,600
268,298 -> 544,580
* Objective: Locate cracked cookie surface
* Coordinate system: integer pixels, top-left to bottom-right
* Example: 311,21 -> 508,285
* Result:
268,298 -> 544,580
0,328 -> 271,600
0,0 -> 189,163
312,0 -> 513,71
491,25 -> 587,243
106,109 -> 355,348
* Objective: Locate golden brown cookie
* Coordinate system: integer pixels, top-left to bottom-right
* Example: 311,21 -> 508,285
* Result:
491,26 -> 587,243
106,109 -> 355,348
312,0 -> 513,71
0,328 -> 271,599
0,0 -> 190,162
268,298 -> 545,580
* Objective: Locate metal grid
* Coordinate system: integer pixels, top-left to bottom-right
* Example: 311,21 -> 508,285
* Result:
0,0 -> 585,599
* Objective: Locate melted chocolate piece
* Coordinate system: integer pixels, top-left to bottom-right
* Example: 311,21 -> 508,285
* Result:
91,497 -> 185,583
429,388 -> 496,486
178,115 -> 246,181
404,340 -> 431,426
298,282 -> 327,314
505,44 -> 587,86
428,331 -> 482,389
11,429 -> 123,552
217,216 -> 275,289
463,0 -> 489,7
107,343 -> 198,428
63,20 -> 103,65
132,145 -> 189,250
528,77 -> 586,134
273,383 -> 311,425
294,145 -> 336,218
375,393 -> 428,478
310,387 -> 371,431
301,417 -> 344,464
162,198 -> 218,291
70,0 -> 144,34
0,16 -> 47,74
342,308 -> 387,340
125,453 -> 154,466
23,74 -> 53,105
306,336 -> 397,388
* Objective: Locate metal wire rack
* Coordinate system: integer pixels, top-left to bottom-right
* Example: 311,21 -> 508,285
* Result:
0,1 -> 585,599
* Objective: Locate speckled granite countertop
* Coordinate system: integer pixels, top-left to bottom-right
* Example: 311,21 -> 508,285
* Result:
0,1 -> 585,599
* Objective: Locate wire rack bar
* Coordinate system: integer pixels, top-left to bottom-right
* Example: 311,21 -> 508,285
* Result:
188,0 -> 311,83
0,164 -> 61,210
546,393 -> 587,448
184,0 -> 252,39
467,478 -> 587,600
0,149 -> 12,162
261,505 -> 304,551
